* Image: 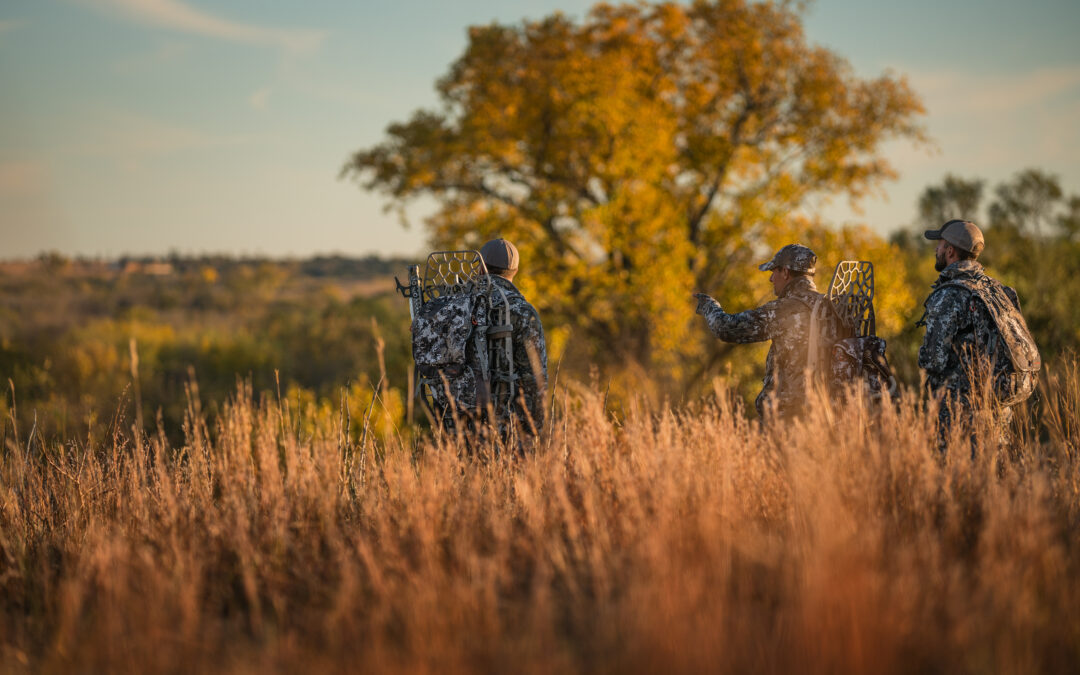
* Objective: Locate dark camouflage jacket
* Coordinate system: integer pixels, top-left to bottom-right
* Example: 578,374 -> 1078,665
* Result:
490,275 -> 548,432
699,276 -> 822,418
917,260 -> 1037,404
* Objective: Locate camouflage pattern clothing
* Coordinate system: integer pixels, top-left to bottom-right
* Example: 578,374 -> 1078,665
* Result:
831,335 -> 895,401
412,289 -> 488,420
697,275 -> 824,419
489,275 -> 548,434
917,259 -> 1036,446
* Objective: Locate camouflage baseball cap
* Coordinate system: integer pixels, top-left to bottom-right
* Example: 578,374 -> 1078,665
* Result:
924,219 -> 984,256
479,238 -> 519,271
758,244 -> 817,274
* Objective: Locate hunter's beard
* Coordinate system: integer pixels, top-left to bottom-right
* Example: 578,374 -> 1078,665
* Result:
934,249 -> 948,272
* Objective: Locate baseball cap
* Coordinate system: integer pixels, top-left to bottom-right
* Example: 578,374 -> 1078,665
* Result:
758,244 -> 817,274
479,238 -> 519,271
924,220 -> 984,256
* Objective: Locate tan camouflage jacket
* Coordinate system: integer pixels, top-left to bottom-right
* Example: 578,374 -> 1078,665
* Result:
698,276 -> 821,419
490,275 -> 548,433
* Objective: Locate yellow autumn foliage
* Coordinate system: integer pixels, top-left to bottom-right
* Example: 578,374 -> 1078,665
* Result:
345,0 -> 926,394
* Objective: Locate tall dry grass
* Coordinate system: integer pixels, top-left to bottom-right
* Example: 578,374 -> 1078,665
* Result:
1,365 -> 1078,674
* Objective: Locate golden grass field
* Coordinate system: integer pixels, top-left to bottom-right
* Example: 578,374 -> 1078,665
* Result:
2,363 -> 1079,674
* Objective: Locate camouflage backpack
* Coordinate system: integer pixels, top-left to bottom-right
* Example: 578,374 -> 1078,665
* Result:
398,251 -> 517,427
927,274 -> 1040,405
806,261 -> 899,402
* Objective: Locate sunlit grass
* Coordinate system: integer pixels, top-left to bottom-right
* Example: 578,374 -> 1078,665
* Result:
1,366 -> 1078,673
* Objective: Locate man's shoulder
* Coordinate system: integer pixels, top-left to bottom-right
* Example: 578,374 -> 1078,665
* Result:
508,293 -> 541,319
736,294 -> 812,337
929,262 -> 1013,307
925,283 -> 970,312
490,278 -> 542,323
489,275 -> 524,300
776,283 -> 822,315
736,293 -> 809,321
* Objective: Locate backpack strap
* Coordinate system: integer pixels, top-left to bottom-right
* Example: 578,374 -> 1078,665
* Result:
485,283 -> 517,419
806,296 -> 823,373
788,293 -> 831,373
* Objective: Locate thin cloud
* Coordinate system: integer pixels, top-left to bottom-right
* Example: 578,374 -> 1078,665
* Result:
898,64 -> 1080,170
112,40 -> 191,73
910,65 -> 1080,115
82,0 -> 325,53
819,64 -> 1080,231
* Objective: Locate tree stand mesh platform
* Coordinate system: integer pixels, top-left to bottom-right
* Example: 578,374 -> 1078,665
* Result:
422,250 -> 490,302
828,261 -> 876,338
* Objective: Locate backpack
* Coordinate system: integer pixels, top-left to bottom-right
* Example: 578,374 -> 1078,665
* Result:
806,261 -> 899,402
408,250 -> 517,427
927,274 -> 1040,406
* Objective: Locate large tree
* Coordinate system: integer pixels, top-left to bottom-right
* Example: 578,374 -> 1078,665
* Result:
344,0 -> 925,385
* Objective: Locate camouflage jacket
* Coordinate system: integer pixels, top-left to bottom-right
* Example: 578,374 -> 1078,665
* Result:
917,260 -> 1032,402
698,276 -> 822,418
490,275 -> 548,433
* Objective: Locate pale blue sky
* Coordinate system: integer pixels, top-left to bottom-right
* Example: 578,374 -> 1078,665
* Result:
1,0 -> 1078,259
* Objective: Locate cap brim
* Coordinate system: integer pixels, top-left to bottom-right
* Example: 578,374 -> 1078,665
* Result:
924,229 -> 944,240
758,261 -> 775,272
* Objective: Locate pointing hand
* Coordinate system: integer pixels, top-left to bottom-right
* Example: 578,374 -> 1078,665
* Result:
693,293 -> 717,316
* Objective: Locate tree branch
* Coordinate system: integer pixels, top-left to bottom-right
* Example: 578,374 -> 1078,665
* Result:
687,83 -> 757,259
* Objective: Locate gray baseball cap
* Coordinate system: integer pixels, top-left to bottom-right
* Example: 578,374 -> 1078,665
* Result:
924,219 -> 984,256
480,238 -> 519,271
759,244 -> 817,274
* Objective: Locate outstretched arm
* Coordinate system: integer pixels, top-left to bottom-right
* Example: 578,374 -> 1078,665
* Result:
694,293 -> 778,344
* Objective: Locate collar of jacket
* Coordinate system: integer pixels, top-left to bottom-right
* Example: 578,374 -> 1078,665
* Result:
934,259 -> 984,286
779,275 -> 818,299
488,274 -> 518,293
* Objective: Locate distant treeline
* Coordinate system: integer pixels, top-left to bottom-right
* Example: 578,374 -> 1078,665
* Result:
1,253 -> 415,442
21,251 -> 415,279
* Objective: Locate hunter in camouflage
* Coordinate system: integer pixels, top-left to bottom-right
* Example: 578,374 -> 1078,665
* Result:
694,244 -> 832,420
918,219 -> 1040,447
480,239 -> 548,435
411,289 -> 487,418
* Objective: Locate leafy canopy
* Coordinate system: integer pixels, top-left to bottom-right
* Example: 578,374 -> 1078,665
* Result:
344,0 -> 926,385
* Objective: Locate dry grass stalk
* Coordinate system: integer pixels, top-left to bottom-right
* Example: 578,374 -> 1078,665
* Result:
1,365 -> 1078,674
